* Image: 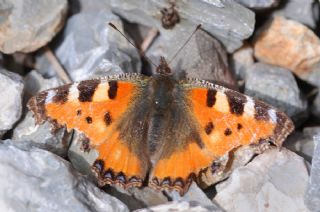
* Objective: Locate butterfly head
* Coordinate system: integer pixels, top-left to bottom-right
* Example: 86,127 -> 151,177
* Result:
156,56 -> 172,75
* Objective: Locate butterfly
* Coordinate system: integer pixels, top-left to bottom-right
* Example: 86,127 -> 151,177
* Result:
27,56 -> 294,195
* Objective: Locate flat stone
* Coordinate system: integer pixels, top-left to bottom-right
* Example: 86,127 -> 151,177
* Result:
284,127 -> 320,162
146,28 -> 237,88
0,0 -> 68,54
13,71 -> 71,156
244,63 -> 307,123
254,16 -> 320,77
68,131 -> 98,174
214,148 -> 309,212
230,43 -> 254,80
0,140 -> 129,212
305,135 -> 320,211
275,0 -> 319,29
136,200 -> 223,212
302,66 -> 320,119
0,68 -> 24,137
235,0 -> 280,9
164,182 -> 216,208
36,10 -> 141,81
108,0 -> 255,52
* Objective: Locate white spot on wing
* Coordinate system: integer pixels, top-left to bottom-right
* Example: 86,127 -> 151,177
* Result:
244,96 -> 255,117
214,91 -> 230,113
45,90 -> 56,103
268,109 -> 277,123
68,83 -> 79,100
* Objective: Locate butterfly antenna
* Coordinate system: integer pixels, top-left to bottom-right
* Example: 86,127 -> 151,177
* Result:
168,24 -> 202,64
108,23 -> 157,68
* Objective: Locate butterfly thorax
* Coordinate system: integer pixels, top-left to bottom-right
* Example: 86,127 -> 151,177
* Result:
156,56 -> 172,75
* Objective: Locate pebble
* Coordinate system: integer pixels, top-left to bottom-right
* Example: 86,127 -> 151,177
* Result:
0,0 -> 68,54
285,127 -> 319,162
36,10 -> 141,81
254,16 -> 320,78
235,0 -> 280,9
230,43 -> 254,80
0,68 -> 24,137
214,148 -> 309,212
136,200 -> 223,212
304,135 -> 320,211
245,63 -> 308,123
275,0 -> 319,29
146,27 -> 237,88
0,140 -> 129,212
108,0 -> 255,52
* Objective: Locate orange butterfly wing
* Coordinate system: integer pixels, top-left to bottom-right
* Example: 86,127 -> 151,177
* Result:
149,80 -> 294,195
28,74 -> 150,188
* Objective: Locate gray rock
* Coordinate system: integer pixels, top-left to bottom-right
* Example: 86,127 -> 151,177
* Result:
108,0 -> 255,52
230,43 -> 254,80
179,182 -> 218,208
146,28 -> 237,88
0,140 -> 129,212
312,93 -> 320,119
0,0 -> 68,54
235,0 -> 280,9
285,127 -> 320,162
23,70 -> 61,98
305,135 -> 320,211
214,148 -> 309,212
13,71 -> 71,156
0,68 -> 24,137
302,67 -> 320,119
136,200 -> 223,212
244,63 -> 307,123
36,10 -> 141,82
13,112 -> 72,157
69,0 -> 111,14
68,131 -> 98,174
276,0 -> 319,29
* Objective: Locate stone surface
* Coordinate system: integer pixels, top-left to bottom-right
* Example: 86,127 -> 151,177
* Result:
36,10 -> 141,81
68,131 -> 98,174
254,16 -> 320,77
0,0 -> 68,54
146,28 -> 237,88
285,127 -> 319,162
276,0 -> 319,29
13,71 -> 71,156
108,0 -> 255,52
302,67 -> 320,119
235,0 -> 280,9
136,201 -> 223,212
230,43 -> 254,80
305,135 -> 320,211
13,112 -> 71,157
214,148 -> 309,212
0,68 -> 24,137
245,63 -> 307,123
0,140 -> 129,212
165,182 -> 215,208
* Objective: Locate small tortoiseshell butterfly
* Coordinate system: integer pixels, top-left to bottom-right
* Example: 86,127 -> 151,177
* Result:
28,56 -> 294,195
28,24 -> 294,195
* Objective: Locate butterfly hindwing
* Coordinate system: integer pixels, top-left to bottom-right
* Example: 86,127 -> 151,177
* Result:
149,79 -> 294,195
28,74 -> 150,188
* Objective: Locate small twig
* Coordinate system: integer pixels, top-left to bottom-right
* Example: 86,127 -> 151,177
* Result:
43,45 -> 72,84
140,27 -> 159,54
